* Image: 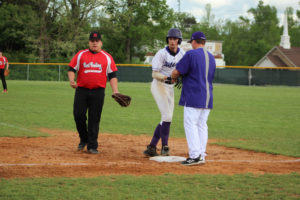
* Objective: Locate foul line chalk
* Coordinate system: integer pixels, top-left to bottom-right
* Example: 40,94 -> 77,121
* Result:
207,159 -> 300,163
0,122 -> 38,134
0,163 -> 88,167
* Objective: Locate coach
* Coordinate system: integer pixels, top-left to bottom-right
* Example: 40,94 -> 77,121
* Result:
68,31 -> 119,154
172,31 -> 216,165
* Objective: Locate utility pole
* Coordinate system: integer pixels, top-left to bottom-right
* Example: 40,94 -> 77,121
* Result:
178,0 -> 180,12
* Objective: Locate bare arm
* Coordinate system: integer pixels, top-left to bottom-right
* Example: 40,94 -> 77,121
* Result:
109,77 -> 119,94
68,71 -> 77,88
6,62 -> 9,70
171,69 -> 180,80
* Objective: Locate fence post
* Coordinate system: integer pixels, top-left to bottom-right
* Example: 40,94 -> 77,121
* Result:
248,68 -> 252,86
27,64 -> 30,81
58,65 -> 61,81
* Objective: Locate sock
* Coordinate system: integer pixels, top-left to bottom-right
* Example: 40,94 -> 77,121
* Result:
149,123 -> 161,147
161,121 -> 171,146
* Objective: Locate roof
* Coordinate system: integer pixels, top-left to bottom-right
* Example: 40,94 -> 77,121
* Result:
277,46 -> 300,67
255,46 -> 300,67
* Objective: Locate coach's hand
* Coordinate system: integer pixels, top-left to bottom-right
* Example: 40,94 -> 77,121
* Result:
70,80 -> 78,88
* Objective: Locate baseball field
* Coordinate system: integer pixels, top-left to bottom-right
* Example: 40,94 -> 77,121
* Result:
0,80 -> 299,199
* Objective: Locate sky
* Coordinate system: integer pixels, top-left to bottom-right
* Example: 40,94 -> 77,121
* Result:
166,0 -> 300,25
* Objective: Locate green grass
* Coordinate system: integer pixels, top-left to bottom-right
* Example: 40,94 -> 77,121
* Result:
0,174 -> 299,200
0,80 -> 299,156
1,81 -> 299,199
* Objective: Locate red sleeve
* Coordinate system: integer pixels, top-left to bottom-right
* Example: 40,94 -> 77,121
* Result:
105,51 -> 118,72
69,50 -> 86,70
110,54 -> 117,72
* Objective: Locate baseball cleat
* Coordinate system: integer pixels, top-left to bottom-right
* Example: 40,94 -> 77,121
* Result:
181,156 -> 205,166
143,145 -> 158,157
88,149 -> 99,154
161,145 -> 170,156
77,142 -> 87,151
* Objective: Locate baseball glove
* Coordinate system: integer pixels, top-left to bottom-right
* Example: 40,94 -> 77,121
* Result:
174,76 -> 182,89
112,93 -> 131,107
4,69 -> 9,76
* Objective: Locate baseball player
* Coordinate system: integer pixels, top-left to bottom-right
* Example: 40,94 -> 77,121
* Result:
68,31 -> 120,154
172,31 -> 216,165
0,50 -> 9,93
143,28 -> 185,157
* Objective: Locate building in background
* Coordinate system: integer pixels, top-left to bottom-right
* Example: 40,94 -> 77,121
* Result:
180,40 -> 226,66
255,12 -> 300,68
144,40 -> 226,66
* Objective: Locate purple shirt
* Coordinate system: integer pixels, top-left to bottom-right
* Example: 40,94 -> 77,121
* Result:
176,47 -> 216,109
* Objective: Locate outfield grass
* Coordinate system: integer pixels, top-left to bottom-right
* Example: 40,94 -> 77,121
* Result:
1,81 -> 299,199
0,174 -> 299,200
0,80 -> 299,157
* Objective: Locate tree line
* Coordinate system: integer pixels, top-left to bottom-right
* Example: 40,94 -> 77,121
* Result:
0,0 -> 299,66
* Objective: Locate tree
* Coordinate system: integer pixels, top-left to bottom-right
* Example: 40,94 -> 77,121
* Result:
0,2 -> 39,61
286,6 -> 300,47
174,12 -> 196,38
99,0 -> 175,63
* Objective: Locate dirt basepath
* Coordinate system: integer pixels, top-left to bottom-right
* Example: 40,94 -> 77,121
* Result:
0,129 -> 299,178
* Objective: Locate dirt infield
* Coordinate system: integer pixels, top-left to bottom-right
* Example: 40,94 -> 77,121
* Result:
0,129 -> 299,178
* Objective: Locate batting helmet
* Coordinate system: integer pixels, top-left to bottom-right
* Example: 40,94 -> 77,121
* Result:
166,28 -> 182,45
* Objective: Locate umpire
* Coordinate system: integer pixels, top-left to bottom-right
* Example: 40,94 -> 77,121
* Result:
68,31 -> 120,154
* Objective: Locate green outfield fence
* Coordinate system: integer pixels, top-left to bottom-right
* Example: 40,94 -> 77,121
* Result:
7,63 -> 300,86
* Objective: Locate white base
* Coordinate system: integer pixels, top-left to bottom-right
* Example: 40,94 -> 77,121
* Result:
150,156 -> 186,163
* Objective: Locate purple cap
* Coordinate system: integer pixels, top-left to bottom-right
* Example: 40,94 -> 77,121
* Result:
187,31 -> 206,43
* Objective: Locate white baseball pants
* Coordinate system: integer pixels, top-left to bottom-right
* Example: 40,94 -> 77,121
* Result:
151,79 -> 174,122
184,107 -> 210,159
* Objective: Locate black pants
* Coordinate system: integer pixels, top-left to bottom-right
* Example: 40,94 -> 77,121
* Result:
0,69 -> 7,90
73,87 -> 105,150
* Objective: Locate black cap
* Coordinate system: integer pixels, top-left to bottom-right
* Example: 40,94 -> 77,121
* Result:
89,31 -> 101,41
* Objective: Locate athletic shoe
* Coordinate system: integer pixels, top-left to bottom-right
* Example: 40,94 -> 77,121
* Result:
77,142 -> 87,151
181,156 -> 205,166
88,148 -> 99,154
143,145 -> 158,157
3,89 -> 7,93
161,145 -> 170,156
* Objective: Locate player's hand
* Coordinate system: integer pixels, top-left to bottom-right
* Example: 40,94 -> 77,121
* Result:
70,81 -> 78,88
164,77 -> 172,84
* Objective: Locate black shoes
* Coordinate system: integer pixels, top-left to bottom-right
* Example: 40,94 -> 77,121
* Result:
88,149 -> 99,154
77,142 -> 87,151
143,145 -> 158,157
181,156 -> 205,166
161,145 -> 170,156
78,142 -> 98,154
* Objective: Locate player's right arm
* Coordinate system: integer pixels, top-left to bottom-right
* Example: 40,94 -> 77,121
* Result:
151,49 -> 167,81
68,51 -> 84,88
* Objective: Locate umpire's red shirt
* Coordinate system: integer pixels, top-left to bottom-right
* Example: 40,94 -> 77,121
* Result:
69,49 -> 117,89
0,56 -> 8,69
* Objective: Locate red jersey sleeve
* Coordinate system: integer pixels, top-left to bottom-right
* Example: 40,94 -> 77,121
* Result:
69,49 -> 88,71
101,50 -> 118,74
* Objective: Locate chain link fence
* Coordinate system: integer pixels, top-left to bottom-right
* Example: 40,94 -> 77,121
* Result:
7,63 -> 300,86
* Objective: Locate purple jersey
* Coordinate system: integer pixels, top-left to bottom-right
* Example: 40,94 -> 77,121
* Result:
176,47 -> 216,109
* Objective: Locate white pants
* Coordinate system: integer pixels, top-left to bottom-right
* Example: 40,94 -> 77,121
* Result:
151,79 -> 174,122
184,107 -> 210,159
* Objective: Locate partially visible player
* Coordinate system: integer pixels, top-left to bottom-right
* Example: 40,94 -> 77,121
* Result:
0,50 -> 9,93
68,31 -> 120,154
143,28 -> 185,157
